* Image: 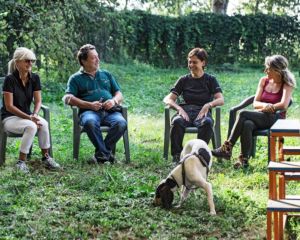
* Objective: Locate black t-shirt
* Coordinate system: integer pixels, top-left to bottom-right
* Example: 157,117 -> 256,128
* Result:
1,70 -> 41,120
171,73 -> 222,107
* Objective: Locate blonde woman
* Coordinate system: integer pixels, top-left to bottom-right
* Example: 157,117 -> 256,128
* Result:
1,47 -> 60,173
212,55 -> 296,168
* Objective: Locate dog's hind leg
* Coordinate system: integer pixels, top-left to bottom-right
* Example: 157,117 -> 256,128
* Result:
194,180 -> 216,215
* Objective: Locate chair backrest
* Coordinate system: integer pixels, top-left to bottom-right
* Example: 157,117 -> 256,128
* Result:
0,77 -> 4,109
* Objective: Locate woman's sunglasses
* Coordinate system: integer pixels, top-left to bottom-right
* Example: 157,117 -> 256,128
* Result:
24,59 -> 36,64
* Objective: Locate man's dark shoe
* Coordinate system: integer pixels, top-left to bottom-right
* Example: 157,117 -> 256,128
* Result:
88,152 -> 109,164
108,153 -> 115,164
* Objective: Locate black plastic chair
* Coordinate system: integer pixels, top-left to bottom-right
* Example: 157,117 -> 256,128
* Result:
163,106 -> 221,160
227,95 -> 292,159
72,106 -> 130,163
0,77 -> 53,165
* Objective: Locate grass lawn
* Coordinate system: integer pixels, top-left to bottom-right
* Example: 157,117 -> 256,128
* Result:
1,62 -> 299,239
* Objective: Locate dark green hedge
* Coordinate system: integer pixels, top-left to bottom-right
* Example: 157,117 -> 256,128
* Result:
1,3 -> 299,78
95,11 -> 299,68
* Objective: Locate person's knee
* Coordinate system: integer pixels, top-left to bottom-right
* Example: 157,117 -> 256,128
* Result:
239,109 -> 252,119
39,118 -> 49,130
25,122 -> 38,135
202,117 -> 213,127
171,115 -> 185,127
195,117 -> 213,128
83,119 -> 98,130
116,119 -> 127,133
243,120 -> 255,130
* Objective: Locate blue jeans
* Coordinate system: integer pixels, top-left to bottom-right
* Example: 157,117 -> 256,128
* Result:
80,110 -> 127,157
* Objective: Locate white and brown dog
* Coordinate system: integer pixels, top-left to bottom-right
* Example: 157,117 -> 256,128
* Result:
153,139 -> 216,215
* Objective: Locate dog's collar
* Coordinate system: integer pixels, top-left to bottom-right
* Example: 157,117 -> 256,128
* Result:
169,175 -> 179,188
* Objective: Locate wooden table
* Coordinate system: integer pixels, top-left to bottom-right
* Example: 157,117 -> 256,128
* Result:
269,119 -> 300,163
267,119 -> 300,240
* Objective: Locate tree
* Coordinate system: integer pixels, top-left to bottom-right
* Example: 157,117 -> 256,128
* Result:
240,0 -> 300,15
211,0 -> 229,14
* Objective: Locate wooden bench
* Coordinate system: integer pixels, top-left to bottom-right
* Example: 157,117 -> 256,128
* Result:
267,161 -> 300,240
282,146 -> 300,161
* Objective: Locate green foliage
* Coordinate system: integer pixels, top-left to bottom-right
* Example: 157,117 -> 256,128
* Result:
1,1 -> 300,79
1,63 -> 300,239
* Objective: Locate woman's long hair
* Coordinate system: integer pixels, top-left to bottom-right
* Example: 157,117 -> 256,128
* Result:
265,55 -> 296,88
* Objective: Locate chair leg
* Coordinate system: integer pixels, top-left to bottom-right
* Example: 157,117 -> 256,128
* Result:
73,132 -> 81,160
0,132 -> 7,165
251,136 -> 257,158
163,134 -> 170,160
49,133 -> 53,157
163,107 -> 170,160
212,131 -> 217,149
27,145 -> 33,159
123,129 -> 130,163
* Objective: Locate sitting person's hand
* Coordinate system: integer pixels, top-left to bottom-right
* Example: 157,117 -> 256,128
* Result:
30,114 -> 43,128
103,99 -> 115,111
177,107 -> 189,121
90,101 -> 103,111
196,103 -> 210,120
261,103 -> 275,113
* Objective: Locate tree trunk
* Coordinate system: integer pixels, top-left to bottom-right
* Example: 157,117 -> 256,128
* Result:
124,0 -> 128,10
254,0 -> 260,14
212,0 -> 229,14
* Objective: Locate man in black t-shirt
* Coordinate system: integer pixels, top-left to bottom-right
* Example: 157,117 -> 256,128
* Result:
164,48 -> 224,163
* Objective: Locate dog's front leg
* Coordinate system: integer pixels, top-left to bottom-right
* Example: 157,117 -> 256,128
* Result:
194,180 -> 216,215
175,186 -> 192,208
203,182 -> 216,215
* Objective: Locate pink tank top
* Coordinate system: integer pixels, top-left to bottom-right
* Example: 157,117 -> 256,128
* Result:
260,78 -> 285,118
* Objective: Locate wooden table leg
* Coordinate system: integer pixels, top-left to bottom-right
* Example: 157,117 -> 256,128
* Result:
274,211 -> 279,240
267,211 -> 272,240
270,135 -> 277,162
278,137 -> 284,162
269,171 -> 276,199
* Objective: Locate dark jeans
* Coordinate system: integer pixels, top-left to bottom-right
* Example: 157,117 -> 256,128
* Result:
228,109 -> 278,158
170,105 -> 214,156
80,110 -> 127,157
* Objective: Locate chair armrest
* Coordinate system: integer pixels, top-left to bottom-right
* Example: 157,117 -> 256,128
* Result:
121,106 -> 128,121
164,106 -> 171,130
72,106 -> 80,126
214,107 -> 221,147
230,95 -> 255,113
227,95 -> 255,139
41,104 -> 50,123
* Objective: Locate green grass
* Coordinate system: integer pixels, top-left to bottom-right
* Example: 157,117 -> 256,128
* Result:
1,62 -> 300,239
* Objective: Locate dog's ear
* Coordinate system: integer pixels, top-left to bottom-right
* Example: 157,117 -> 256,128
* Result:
198,148 -> 211,163
160,185 -> 174,209
155,182 -> 165,198
165,178 -> 177,189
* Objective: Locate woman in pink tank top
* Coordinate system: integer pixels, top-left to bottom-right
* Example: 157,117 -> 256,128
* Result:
212,55 -> 296,169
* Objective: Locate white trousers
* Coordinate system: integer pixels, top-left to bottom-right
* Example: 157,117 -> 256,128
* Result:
3,116 -> 51,154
